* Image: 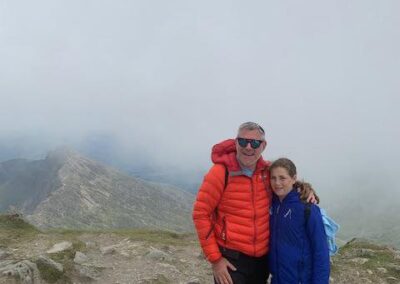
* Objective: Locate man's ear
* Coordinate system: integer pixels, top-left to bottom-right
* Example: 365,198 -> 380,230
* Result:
261,141 -> 267,152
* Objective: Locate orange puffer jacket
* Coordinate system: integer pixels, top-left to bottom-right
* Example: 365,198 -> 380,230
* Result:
192,139 -> 272,263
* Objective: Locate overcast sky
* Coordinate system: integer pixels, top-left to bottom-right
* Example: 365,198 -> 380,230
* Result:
1,1 -> 399,204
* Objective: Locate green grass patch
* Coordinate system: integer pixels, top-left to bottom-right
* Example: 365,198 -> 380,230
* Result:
363,252 -> 400,278
36,261 -> 69,284
0,214 -> 40,245
330,262 -> 340,274
45,228 -> 90,237
110,229 -> 192,246
336,239 -> 400,279
46,227 -> 193,246
342,238 -> 383,251
0,214 -> 38,230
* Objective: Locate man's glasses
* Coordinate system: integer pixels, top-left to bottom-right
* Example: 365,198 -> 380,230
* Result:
236,138 -> 264,149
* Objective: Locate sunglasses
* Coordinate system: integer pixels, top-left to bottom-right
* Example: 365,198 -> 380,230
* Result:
236,138 -> 264,149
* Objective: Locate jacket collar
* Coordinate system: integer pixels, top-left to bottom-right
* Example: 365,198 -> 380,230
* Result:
273,188 -> 300,204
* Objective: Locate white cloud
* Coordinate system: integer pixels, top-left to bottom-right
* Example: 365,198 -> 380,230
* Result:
0,1 -> 399,198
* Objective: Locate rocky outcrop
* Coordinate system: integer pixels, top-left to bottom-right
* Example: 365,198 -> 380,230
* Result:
330,238 -> 400,284
2,215 -> 400,284
2,233 -> 400,283
0,234 -> 212,283
0,260 -> 42,284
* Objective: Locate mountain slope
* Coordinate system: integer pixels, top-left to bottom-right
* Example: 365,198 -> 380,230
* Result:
0,156 -> 63,212
0,148 -> 194,232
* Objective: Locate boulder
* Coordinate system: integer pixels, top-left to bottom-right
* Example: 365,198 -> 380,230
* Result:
46,241 -> 72,254
35,255 -> 63,273
34,256 -> 64,283
74,264 -> 102,281
100,245 -> 117,255
0,260 -> 41,284
377,267 -> 388,273
145,247 -> 170,261
74,252 -> 89,264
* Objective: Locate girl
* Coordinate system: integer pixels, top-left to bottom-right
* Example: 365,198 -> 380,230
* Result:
268,158 -> 330,284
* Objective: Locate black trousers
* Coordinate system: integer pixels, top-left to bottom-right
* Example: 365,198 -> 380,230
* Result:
214,246 -> 269,284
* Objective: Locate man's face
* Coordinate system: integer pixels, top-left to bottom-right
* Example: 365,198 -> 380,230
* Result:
236,129 -> 266,169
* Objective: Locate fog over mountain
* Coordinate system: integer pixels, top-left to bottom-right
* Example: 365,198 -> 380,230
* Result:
1,1 -> 399,245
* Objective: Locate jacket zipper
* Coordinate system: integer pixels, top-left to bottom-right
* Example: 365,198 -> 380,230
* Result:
221,216 -> 227,243
251,177 -> 257,255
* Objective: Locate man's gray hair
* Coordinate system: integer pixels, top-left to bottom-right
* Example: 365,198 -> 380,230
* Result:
237,122 -> 265,140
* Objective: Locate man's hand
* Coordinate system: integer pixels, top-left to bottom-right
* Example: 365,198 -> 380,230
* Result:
212,257 -> 237,284
305,191 -> 318,204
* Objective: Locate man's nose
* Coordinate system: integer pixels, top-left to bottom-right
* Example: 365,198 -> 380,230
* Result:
245,143 -> 253,150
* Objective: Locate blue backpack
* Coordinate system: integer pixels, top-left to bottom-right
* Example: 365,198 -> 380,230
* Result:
305,204 -> 339,256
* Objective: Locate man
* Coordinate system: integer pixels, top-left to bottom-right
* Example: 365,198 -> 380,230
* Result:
193,122 -> 314,284
193,122 -> 271,284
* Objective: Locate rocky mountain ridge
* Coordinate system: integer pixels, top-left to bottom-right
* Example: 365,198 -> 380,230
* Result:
0,148 -> 194,232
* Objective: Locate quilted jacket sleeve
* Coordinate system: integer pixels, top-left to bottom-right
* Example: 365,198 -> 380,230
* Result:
192,164 -> 226,263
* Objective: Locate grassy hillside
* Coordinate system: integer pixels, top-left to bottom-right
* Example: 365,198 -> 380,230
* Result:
0,213 -> 40,245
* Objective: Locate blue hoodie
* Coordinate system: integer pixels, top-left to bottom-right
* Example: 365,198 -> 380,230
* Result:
269,189 -> 330,284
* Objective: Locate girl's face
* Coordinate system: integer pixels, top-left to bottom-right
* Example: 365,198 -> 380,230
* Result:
270,166 -> 296,201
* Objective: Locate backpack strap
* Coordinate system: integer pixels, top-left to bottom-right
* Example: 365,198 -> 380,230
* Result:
224,165 -> 229,190
304,203 -> 311,224
300,202 -> 312,271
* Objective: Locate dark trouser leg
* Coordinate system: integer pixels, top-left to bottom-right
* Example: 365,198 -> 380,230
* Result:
213,258 -> 269,284
215,247 -> 269,284
248,253 -> 269,284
